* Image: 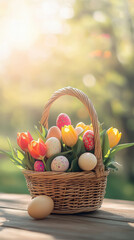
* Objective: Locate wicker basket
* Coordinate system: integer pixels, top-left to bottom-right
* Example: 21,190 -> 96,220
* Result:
23,87 -> 109,214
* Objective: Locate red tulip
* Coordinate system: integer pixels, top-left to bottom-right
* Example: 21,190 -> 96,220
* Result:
17,131 -> 33,152
28,138 -> 47,160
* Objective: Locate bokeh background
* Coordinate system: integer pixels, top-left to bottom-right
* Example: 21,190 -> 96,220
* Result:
0,0 -> 134,200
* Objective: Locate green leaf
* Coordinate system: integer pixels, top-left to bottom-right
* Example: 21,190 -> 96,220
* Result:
104,156 -> 115,167
106,163 -> 118,171
0,141 -> 33,170
0,149 -> 24,168
16,149 -> 25,160
102,132 -> 110,160
109,143 -> 134,158
73,136 -> 86,157
34,125 -> 46,142
100,129 -> 106,147
46,150 -> 72,171
40,123 -> 48,138
67,157 -> 81,172
7,138 -> 17,159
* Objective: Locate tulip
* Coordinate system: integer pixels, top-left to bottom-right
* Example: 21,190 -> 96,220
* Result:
107,127 -> 122,148
28,138 -> 47,160
83,124 -> 93,133
17,131 -> 33,152
61,125 -> 78,147
76,122 -> 86,130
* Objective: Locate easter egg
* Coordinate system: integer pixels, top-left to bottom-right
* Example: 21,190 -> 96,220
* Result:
28,195 -> 54,219
78,152 -> 97,171
34,160 -> 45,172
56,113 -> 71,130
47,126 -> 61,140
46,137 -> 61,158
83,130 -> 94,151
75,127 -> 83,135
76,122 -> 86,130
51,156 -> 69,172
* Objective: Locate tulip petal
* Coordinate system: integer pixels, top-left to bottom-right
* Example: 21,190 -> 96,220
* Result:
28,142 -> 39,159
38,139 -> 47,157
27,131 -> 33,142
19,133 -> 29,151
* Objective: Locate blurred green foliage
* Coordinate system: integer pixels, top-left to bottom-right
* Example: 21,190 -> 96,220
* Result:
0,0 -> 134,200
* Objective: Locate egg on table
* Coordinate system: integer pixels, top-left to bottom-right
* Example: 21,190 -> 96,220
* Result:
78,152 -> 97,171
28,195 -> 54,219
45,137 -> 61,158
51,156 -> 69,172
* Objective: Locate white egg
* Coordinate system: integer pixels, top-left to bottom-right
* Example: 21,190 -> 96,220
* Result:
46,137 -> 61,158
78,152 -> 97,171
51,156 -> 69,172
75,127 -> 83,135
28,195 -> 54,219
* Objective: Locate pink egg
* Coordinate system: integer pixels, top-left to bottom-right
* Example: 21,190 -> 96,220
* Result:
83,130 -> 94,151
56,113 -> 71,130
34,160 -> 45,172
51,156 -> 69,172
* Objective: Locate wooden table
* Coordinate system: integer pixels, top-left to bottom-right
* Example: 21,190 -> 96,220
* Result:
0,194 -> 134,240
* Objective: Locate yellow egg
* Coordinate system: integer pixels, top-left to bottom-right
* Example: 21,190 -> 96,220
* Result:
78,152 -> 97,171
28,195 -> 54,219
47,126 -> 61,140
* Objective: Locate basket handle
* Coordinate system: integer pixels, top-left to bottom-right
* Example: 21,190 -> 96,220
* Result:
40,87 -> 104,174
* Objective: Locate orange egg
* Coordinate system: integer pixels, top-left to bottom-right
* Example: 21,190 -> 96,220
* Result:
46,126 -> 61,140
76,122 -> 86,130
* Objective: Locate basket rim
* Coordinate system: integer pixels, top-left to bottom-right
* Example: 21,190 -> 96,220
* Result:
22,169 -> 109,179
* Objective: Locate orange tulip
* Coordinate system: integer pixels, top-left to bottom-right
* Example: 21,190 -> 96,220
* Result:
28,138 -> 47,160
107,127 -> 122,148
17,131 -> 33,152
61,125 -> 78,147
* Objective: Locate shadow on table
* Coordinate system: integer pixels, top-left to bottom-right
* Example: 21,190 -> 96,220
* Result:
0,206 -> 134,240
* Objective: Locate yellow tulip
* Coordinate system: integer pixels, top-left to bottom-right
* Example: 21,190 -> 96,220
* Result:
76,122 -> 86,130
61,125 -> 78,147
107,127 -> 122,148
83,124 -> 93,133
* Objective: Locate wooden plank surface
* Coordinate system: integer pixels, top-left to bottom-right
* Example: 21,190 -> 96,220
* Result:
0,194 -> 134,240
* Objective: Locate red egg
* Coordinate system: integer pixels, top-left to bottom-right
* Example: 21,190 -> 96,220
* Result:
83,130 -> 94,151
56,113 -> 71,130
34,160 -> 45,172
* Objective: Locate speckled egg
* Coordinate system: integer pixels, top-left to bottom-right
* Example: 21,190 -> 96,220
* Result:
56,113 -> 71,130
83,130 -> 94,151
34,160 -> 45,172
47,126 -> 61,140
51,156 -> 69,172
78,152 -> 97,171
46,137 -> 61,158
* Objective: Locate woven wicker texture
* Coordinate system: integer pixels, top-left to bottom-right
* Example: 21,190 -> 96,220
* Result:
23,87 -> 109,214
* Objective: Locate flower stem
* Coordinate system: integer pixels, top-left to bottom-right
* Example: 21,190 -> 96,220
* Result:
42,158 -> 46,170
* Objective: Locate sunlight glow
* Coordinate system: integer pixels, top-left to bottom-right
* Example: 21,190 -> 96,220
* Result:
83,74 -> 96,87
0,0 -> 74,62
